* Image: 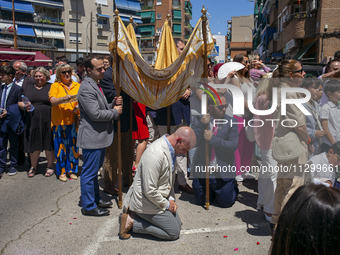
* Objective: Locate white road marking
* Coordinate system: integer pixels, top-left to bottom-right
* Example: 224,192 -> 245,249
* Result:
99,222 -> 268,243
82,218 -> 117,255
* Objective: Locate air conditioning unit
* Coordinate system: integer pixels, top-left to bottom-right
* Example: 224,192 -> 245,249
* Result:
273,33 -> 280,41
98,24 -> 103,29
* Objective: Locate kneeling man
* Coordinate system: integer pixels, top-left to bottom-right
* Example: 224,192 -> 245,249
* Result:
191,93 -> 239,208
120,127 -> 196,240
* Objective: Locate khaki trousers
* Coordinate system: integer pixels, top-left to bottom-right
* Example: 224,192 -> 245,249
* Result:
270,159 -> 305,225
104,131 -> 134,188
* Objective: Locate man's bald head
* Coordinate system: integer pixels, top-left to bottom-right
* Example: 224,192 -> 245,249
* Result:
168,127 -> 196,155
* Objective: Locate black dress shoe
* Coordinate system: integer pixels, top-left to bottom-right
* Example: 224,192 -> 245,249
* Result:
82,207 -> 110,216
97,199 -> 113,208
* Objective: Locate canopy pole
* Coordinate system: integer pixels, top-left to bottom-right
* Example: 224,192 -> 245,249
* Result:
201,6 -> 210,211
114,8 -> 123,209
129,16 -> 134,187
166,13 -> 172,136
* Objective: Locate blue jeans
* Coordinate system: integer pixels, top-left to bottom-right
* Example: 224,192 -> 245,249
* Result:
80,148 -> 105,211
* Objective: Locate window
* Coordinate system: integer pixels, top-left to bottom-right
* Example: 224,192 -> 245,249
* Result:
156,27 -> 162,34
97,36 -> 108,45
69,33 -> 82,43
156,0 -> 162,5
156,13 -> 161,20
97,18 -> 108,25
147,56 -> 153,61
69,11 -> 81,22
96,0 -> 108,5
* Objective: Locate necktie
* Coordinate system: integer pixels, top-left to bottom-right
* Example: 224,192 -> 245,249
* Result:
1,85 -> 7,109
97,84 -> 104,96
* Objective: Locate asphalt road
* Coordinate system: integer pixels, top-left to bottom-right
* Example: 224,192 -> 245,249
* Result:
0,156 -> 272,255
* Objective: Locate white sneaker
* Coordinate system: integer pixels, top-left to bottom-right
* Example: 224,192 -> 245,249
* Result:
235,175 -> 244,182
242,172 -> 256,180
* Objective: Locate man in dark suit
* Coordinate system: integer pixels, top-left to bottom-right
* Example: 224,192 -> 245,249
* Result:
100,61 -> 137,194
191,94 -> 239,208
12,61 -> 35,91
0,66 -> 23,177
12,61 -> 34,165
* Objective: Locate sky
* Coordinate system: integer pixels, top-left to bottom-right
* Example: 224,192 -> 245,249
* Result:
192,0 -> 255,36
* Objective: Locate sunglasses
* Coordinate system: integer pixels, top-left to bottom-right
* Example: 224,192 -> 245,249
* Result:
61,70 -> 72,75
215,104 -> 228,110
293,68 -> 304,74
243,61 -> 249,64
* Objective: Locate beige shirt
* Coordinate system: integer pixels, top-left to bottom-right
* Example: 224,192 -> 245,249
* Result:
273,83 -> 308,164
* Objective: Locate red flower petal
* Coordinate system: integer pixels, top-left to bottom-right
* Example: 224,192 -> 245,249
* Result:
234,248 -> 238,251
74,218 -> 77,219
256,242 -> 260,245
223,236 -> 228,238
69,223 -> 72,225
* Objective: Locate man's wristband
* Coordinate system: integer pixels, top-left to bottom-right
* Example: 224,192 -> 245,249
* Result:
307,137 -> 312,144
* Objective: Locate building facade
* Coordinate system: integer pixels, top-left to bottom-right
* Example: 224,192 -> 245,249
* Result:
138,0 -> 192,65
254,0 -> 340,63
229,15 -> 253,61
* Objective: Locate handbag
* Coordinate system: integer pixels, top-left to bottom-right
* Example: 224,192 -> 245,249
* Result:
245,125 -> 255,142
62,85 -> 80,129
272,132 -> 303,162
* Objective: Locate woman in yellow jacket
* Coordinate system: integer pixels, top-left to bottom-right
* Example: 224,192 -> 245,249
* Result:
49,64 -> 80,182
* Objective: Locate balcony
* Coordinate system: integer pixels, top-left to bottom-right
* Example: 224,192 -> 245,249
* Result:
173,32 -> 181,38
185,22 -> 192,32
35,15 -> 64,26
172,4 -> 181,9
140,46 -> 155,52
140,11 -> 155,23
185,7 -> 192,19
172,18 -> 181,23
185,34 -> 190,40
141,5 -> 154,11
277,14 -> 316,50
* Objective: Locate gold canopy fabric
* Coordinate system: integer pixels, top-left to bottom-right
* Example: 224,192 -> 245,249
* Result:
109,16 -> 214,110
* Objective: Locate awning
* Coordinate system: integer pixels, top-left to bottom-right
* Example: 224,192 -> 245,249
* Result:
115,0 -> 141,12
17,25 -> 35,37
173,24 -> 181,33
26,51 -> 52,66
97,14 -> 111,19
34,28 -> 65,39
0,0 -> 34,14
0,48 -> 35,61
120,16 -> 142,24
293,41 -> 316,60
173,10 -> 181,19
139,25 -> 154,33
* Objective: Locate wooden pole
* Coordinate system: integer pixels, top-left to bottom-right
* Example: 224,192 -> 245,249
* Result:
201,6 -> 209,210
129,16 -> 134,187
11,0 -> 17,49
90,12 -> 93,54
114,8 -> 123,209
166,14 -> 172,136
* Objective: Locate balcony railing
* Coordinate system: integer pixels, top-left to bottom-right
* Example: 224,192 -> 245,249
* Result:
185,7 -> 192,18
283,11 -> 315,27
35,16 -> 64,26
140,47 -> 155,52
185,22 -> 192,31
172,4 -> 181,9
141,5 -> 154,11
185,34 -> 190,40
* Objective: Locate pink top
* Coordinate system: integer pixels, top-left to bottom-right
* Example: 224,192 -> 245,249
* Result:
253,94 -> 275,150
249,66 -> 271,87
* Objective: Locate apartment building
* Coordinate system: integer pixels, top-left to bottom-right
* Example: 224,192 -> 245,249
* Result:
229,15 -> 253,60
254,0 -> 340,63
138,0 -> 193,65
0,0 -> 64,59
